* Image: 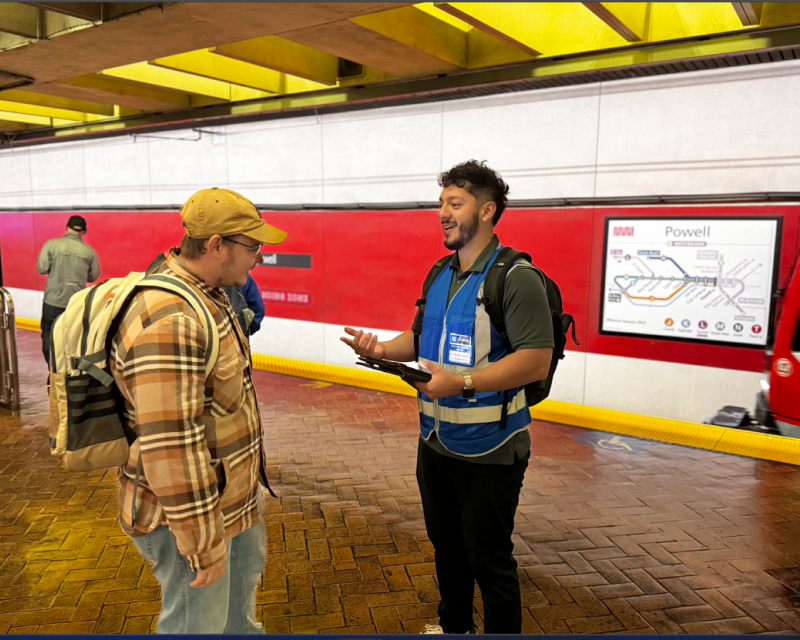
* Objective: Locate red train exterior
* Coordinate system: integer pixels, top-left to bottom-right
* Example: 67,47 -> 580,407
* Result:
764,256 -> 800,431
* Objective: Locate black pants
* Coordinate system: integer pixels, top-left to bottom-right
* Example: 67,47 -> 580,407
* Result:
416,438 -> 529,634
41,303 -> 65,365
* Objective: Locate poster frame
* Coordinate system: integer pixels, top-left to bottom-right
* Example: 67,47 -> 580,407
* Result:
599,215 -> 784,349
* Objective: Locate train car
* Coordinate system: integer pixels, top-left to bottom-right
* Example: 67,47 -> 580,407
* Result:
757,256 -> 800,435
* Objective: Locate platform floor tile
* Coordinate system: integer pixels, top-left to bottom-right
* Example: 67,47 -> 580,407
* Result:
2,330 -> 800,633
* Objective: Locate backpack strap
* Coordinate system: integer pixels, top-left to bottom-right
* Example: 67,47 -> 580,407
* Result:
482,247 -> 532,353
412,255 -> 453,361
139,274 -> 221,378
145,252 -> 167,276
72,284 -> 114,385
483,247 -> 535,430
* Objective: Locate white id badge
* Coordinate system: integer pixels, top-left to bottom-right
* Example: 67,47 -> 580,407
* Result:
447,332 -> 473,366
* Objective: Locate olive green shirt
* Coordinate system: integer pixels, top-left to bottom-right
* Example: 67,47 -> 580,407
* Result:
413,235 -> 554,464
36,231 -> 100,308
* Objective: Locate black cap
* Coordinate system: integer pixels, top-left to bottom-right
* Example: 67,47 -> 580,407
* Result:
67,215 -> 86,232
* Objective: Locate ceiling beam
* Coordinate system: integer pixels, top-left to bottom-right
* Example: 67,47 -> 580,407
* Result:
732,2 -> 763,26
26,2 -> 103,22
0,98 -> 100,122
43,75 -> 203,111
150,50 -> 282,93
280,9 -> 466,78
0,119 -> 31,132
466,28 -> 538,69
350,5 -> 467,69
213,36 -> 340,86
0,89 -> 119,116
102,62 -> 269,101
582,3 -> 648,43
434,3 -> 541,56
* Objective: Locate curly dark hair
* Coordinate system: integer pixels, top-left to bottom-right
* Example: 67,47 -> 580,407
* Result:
438,160 -> 510,225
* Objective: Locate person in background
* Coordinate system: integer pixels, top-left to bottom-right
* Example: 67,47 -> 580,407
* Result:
36,215 -> 100,363
224,253 -> 265,337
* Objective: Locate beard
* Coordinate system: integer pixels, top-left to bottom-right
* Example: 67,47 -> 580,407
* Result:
219,251 -> 247,287
444,210 -> 480,251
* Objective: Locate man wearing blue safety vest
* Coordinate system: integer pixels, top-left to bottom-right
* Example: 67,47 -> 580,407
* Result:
342,160 -> 554,634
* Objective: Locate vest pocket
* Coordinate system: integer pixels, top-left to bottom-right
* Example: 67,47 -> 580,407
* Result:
419,318 -> 439,361
444,316 -> 475,367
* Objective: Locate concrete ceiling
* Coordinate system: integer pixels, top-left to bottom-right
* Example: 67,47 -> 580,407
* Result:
1,2 -> 800,142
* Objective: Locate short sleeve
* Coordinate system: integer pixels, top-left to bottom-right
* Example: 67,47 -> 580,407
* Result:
502,265 -> 555,351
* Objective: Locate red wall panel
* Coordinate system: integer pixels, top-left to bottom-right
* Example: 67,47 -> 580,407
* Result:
151,211 -> 186,256
0,213 -> 37,290
251,211 -> 325,324
323,210 -> 442,331
496,208 -> 593,351
3,204 -> 799,375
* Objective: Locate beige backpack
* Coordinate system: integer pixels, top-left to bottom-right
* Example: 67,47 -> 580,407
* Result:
48,256 -> 219,472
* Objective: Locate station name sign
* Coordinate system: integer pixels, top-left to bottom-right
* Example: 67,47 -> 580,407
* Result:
258,253 -> 312,269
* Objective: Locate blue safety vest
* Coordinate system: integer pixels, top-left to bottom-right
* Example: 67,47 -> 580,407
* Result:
417,247 -> 531,456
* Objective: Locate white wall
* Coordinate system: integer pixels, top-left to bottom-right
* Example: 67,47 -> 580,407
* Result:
3,60 -> 797,422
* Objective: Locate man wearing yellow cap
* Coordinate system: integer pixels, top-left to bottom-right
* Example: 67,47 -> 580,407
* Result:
108,188 -> 285,634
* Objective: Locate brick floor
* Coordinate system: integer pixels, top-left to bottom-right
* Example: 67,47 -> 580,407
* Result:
2,329 -> 800,633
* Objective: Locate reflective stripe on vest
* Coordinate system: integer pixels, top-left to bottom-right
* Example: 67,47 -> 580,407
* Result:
417,247 -> 531,456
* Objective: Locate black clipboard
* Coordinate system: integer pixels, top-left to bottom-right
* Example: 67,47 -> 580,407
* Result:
356,356 -> 432,384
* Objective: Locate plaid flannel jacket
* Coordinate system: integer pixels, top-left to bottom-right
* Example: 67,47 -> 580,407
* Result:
110,250 -> 267,571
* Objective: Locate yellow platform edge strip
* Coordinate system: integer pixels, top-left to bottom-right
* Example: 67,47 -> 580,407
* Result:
17,318 -> 800,466
16,318 -> 41,332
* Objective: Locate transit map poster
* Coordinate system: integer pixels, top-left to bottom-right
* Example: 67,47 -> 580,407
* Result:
601,217 -> 781,347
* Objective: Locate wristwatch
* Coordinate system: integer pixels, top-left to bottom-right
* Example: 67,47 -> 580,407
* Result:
461,373 -> 475,398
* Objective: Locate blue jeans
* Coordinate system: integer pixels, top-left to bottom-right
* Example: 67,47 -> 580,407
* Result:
132,511 -> 267,634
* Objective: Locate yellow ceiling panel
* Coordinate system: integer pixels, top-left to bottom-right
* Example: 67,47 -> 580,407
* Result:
583,3 -> 649,42
466,27 -> 537,68
0,90 -> 118,117
437,2 -> 631,57
214,37 -> 340,86
102,62 -> 269,101
414,3 -> 471,31
759,2 -> 800,28
646,3 -> 744,41
151,50 -> 282,93
0,110 -> 51,126
0,99 -> 101,122
282,75 -> 330,94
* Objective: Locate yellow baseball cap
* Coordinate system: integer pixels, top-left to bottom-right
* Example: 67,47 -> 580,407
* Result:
180,187 -> 287,245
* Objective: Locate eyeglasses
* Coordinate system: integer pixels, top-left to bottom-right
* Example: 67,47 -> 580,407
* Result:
223,237 -> 262,254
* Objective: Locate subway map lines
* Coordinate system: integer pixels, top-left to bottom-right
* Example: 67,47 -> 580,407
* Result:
602,218 -> 779,346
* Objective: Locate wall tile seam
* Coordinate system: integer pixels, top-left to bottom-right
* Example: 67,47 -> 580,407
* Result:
596,157 -> 800,171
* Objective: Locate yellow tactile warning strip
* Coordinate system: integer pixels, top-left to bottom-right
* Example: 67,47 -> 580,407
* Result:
251,353 -> 418,398
18,319 -> 800,466
16,317 -> 41,331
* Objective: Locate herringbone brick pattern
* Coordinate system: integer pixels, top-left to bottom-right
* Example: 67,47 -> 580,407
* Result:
2,330 -> 800,633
